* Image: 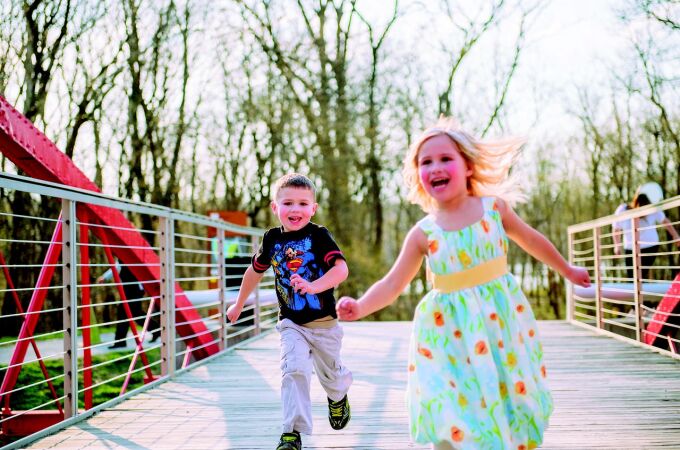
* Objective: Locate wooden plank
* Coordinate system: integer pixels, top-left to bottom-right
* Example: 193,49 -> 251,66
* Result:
26,321 -> 680,449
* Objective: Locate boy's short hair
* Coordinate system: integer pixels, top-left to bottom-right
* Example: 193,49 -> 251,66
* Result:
273,173 -> 316,199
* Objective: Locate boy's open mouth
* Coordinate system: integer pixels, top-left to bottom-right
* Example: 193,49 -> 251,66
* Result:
288,216 -> 302,225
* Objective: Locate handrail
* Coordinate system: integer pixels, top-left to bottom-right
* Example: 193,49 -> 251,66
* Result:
0,172 -> 276,448
566,194 -> 680,360
568,195 -> 680,233
0,171 -> 263,236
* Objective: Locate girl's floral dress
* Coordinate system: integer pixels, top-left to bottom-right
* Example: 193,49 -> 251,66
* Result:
408,196 -> 552,449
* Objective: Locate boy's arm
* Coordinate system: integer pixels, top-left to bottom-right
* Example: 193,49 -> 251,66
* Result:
498,198 -> 590,287
227,265 -> 265,323
290,259 -> 348,295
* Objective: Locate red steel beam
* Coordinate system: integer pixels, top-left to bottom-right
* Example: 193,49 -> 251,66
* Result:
0,95 -> 218,364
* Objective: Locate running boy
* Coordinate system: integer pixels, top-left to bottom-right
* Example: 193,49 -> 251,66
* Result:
227,173 -> 352,450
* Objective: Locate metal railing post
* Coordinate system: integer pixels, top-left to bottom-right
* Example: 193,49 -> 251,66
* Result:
593,228 -> 603,329
61,199 -> 79,418
217,228 -> 227,350
160,217 -> 176,377
252,235 -> 261,334
566,231 -> 574,322
632,217 -> 643,342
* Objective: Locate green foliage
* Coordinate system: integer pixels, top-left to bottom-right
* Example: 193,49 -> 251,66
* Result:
0,348 -> 161,411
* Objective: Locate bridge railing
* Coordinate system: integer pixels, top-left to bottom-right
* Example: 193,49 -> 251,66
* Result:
566,195 -> 680,358
0,172 -> 276,448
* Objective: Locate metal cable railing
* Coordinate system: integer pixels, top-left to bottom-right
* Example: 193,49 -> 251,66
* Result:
0,172 -> 277,448
567,195 -> 680,359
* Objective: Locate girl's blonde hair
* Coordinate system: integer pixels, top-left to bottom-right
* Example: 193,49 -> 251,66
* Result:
403,117 -> 526,213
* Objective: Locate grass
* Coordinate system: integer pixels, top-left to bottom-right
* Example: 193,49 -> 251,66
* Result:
0,347 -> 162,411
0,325 -> 117,345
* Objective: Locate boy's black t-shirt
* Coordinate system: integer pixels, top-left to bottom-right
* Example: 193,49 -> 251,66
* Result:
251,222 -> 345,325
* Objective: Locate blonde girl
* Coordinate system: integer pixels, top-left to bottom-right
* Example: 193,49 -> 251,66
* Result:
337,118 -> 590,449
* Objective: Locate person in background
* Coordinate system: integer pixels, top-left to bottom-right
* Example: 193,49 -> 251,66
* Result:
97,261 -> 160,349
613,192 -> 680,281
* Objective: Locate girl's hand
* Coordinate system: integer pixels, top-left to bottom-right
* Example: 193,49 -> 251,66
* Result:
290,274 -> 315,295
226,304 -> 242,323
336,297 -> 361,321
566,265 -> 591,287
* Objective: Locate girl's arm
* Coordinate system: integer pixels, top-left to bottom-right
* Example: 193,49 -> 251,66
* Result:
227,265 -> 265,323
497,198 -> 590,287
661,218 -> 680,247
290,260 -> 349,294
337,225 -> 427,320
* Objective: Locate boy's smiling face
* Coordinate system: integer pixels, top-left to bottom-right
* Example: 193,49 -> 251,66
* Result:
271,187 -> 318,232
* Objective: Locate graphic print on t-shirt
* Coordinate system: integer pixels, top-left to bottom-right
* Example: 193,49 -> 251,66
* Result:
271,236 -> 324,311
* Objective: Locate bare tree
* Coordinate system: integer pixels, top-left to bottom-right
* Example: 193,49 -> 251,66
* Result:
233,0 -> 361,243
354,1 -> 399,252
120,0 -> 198,220
1,0 -> 105,335
638,0 -> 680,30
437,0 -> 506,117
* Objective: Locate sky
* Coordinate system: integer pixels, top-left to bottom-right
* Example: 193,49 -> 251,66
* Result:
515,0 -> 629,138
0,0 -> 642,195
361,0 -> 631,139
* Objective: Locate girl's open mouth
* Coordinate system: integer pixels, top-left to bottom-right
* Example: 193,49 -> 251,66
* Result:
430,178 -> 450,190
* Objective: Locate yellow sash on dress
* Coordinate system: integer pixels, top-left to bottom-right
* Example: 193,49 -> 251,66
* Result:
428,255 -> 508,293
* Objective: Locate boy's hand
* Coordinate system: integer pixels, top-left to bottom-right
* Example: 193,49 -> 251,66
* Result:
290,274 -> 315,295
566,265 -> 591,288
226,304 -> 242,323
336,297 -> 361,321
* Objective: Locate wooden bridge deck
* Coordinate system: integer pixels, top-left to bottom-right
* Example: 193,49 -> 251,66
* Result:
27,321 -> 680,449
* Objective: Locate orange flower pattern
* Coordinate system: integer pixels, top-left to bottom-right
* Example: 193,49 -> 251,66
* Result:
451,427 -> 465,442
407,197 -> 552,448
417,345 -> 433,359
474,341 -> 488,355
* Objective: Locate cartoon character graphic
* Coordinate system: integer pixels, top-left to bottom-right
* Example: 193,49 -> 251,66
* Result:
272,237 -> 323,311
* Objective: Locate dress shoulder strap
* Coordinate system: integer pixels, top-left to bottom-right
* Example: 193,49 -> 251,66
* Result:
416,215 -> 438,236
481,196 -> 497,212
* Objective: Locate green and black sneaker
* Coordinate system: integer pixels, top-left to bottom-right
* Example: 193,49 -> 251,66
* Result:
328,395 -> 351,430
276,431 -> 301,450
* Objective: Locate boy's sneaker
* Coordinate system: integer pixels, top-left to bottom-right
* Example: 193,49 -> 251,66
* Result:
276,431 -> 301,450
328,395 -> 350,430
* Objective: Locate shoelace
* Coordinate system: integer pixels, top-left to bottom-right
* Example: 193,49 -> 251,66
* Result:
282,435 -> 298,442
329,403 -> 344,417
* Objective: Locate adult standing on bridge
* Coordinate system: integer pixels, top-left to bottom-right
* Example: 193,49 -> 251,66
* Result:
97,260 -> 160,349
227,173 -> 352,450
613,189 -> 680,281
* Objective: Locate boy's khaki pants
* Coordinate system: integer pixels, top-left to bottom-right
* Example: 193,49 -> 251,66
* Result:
277,318 -> 353,435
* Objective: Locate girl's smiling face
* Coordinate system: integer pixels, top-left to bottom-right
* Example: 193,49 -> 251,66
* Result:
271,187 -> 318,232
417,135 -> 472,204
